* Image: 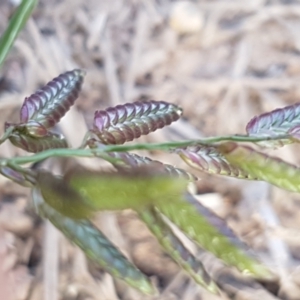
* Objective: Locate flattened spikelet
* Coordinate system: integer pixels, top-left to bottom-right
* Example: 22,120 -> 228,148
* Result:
246,102 -> 300,147
20,69 -> 85,128
8,131 -> 68,153
176,145 -> 256,179
93,101 -> 182,144
106,151 -> 197,181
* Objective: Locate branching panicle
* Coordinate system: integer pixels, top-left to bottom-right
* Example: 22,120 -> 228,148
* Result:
93,100 -> 182,144
2,69 -> 294,296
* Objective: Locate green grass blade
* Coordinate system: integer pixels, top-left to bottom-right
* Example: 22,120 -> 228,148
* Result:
157,197 -> 273,280
32,188 -> 156,295
0,0 -> 38,67
139,207 -> 219,294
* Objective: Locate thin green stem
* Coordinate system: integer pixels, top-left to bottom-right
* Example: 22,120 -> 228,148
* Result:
0,127 -> 14,144
0,134 -> 290,166
0,0 -> 38,67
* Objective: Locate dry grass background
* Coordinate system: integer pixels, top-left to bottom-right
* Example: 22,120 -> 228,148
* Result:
1,0 -> 300,299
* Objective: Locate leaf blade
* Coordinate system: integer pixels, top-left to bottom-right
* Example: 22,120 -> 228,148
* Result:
0,0 -> 37,67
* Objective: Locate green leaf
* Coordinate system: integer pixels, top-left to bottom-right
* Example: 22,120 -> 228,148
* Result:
0,0 -> 38,67
157,197 -> 273,280
66,166 -> 188,211
220,142 -> 300,193
32,188 -> 156,295
139,207 -> 219,294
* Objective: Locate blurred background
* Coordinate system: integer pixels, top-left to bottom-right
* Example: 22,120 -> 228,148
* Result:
1,0 -> 300,299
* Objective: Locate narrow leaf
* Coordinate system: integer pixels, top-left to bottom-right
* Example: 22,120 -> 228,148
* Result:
20,69 -> 85,128
139,207 -> 219,294
0,0 -> 37,67
66,166 -> 188,211
157,196 -> 273,280
176,145 -> 256,179
8,130 -> 68,153
93,101 -> 182,144
246,103 -> 300,147
220,142 -> 300,193
32,188 -> 156,295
